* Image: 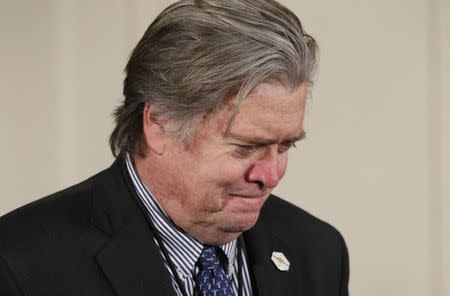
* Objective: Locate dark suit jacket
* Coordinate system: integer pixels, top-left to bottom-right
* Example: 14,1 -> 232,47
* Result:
0,160 -> 349,296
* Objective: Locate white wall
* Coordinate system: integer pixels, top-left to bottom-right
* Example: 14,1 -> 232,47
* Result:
0,0 -> 448,295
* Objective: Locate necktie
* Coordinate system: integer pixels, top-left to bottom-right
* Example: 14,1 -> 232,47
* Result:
196,246 -> 234,296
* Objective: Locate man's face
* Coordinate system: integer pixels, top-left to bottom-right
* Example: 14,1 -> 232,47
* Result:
152,82 -> 308,245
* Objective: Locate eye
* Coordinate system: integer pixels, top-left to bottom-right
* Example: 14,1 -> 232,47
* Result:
278,141 -> 297,153
232,144 -> 259,158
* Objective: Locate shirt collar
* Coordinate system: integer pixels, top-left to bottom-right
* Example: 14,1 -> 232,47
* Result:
125,154 -> 238,276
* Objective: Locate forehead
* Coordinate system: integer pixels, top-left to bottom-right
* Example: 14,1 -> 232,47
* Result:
206,82 -> 308,142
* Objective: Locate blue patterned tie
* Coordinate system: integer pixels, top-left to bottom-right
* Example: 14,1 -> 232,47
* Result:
196,246 -> 234,296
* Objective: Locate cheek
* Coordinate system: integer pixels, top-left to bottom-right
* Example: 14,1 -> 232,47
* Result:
214,160 -> 249,185
188,161 -> 246,208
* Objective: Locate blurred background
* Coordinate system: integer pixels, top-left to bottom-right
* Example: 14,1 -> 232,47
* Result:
0,0 -> 449,295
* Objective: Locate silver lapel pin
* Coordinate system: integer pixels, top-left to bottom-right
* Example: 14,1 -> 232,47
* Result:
271,251 -> 290,271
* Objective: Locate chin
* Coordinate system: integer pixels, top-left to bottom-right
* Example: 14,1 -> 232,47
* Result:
207,222 -> 255,246
192,208 -> 262,245
220,211 -> 260,234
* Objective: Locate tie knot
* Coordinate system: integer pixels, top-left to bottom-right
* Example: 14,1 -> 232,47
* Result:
198,246 -> 222,270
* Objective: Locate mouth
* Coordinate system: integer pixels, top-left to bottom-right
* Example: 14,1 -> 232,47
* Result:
229,193 -> 265,198
228,193 -> 269,212
229,188 -> 269,198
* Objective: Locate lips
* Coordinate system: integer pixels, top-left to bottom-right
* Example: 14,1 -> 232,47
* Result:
229,193 -> 266,198
228,194 -> 268,213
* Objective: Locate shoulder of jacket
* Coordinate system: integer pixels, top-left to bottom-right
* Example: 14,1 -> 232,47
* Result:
260,194 -> 346,246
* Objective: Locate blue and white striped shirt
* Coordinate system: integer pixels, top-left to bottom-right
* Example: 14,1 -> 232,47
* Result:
125,154 -> 253,296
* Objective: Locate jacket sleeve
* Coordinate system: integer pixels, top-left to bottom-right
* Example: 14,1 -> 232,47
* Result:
0,256 -> 23,296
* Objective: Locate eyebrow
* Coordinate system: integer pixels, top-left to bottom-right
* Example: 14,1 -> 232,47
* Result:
226,130 -> 306,145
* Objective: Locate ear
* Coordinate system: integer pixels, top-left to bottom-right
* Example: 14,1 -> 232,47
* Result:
142,104 -> 167,155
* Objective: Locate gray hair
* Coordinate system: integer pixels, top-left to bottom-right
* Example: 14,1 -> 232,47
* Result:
110,0 -> 317,158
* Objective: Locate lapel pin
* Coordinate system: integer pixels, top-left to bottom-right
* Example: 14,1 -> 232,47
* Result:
271,251 -> 290,271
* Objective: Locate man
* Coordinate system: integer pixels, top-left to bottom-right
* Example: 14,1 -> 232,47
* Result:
0,0 -> 349,295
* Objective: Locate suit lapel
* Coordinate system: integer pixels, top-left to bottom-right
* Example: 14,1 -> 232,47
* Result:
243,197 -> 298,296
96,215 -> 175,296
91,160 -> 175,296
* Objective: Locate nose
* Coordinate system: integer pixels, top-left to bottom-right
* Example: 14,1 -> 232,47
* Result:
246,148 -> 284,189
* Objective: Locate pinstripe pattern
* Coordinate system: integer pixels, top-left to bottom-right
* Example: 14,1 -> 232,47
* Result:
125,154 -> 253,296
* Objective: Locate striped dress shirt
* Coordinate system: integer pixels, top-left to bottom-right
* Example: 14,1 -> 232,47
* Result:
125,154 -> 253,296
